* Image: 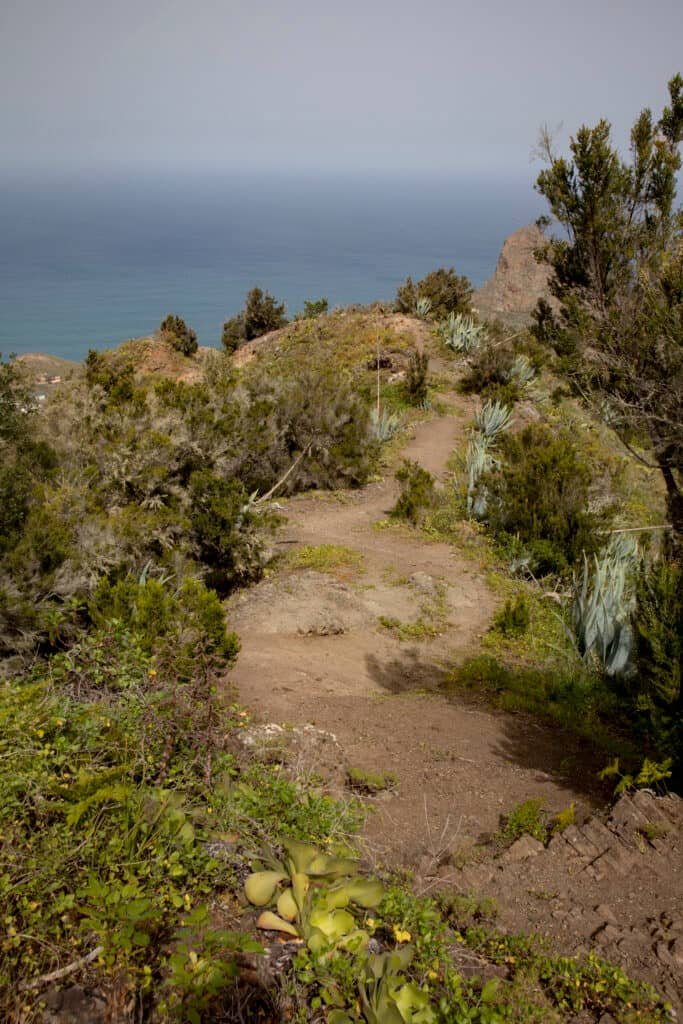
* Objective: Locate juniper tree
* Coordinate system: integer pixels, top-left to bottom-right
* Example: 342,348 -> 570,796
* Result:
534,74 -> 683,546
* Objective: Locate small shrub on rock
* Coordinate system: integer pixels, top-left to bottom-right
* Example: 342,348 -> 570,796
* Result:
160,314 -> 198,356
497,798 -> 548,847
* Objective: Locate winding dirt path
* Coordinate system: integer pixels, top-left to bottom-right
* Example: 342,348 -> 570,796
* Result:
226,407 -> 606,866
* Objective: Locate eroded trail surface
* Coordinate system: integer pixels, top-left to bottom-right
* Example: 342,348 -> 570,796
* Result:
227,408 -> 604,856
226,407 -> 683,1011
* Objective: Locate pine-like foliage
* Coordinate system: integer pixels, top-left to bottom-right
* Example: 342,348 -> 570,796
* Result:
632,557 -> 682,707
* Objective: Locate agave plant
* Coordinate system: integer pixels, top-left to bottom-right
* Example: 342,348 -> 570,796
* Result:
570,535 -> 638,676
244,838 -> 383,955
505,353 -> 535,387
371,406 -> 401,443
464,403 -> 510,518
465,433 -> 497,518
415,297 -> 432,320
474,400 -> 513,440
439,313 -> 485,354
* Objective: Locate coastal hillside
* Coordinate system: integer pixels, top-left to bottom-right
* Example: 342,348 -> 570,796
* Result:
1,208 -> 680,1022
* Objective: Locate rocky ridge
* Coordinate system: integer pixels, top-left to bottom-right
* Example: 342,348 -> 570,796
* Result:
474,222 -> 553,325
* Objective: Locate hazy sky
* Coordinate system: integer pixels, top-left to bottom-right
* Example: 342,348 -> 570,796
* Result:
2,0 -> 682,180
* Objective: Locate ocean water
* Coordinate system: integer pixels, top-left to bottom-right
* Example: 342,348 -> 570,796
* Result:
0,172 -> 544,363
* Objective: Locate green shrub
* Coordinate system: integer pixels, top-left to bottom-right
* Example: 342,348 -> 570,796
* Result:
630,557 -> 682,780
240,365 -> 376,493
492,594 -> 530,636
91,575 -> 239,661
0,625 -> 258,1019
84,353 -> 145,408
404,350 -> 429,406
222,286 -> 288,351
0,355 -> 58,553
221,316 -> 244,353
0,461 -> 32,550
459,341 -> 521,405
189,470 -> 265,591
160,314 -> 198,356
299,297 -> 329,319
10,501 -> 73,575
497,798 -> 548,846
482,423 -> 607,574
391,460 -> 437,525
395,268 -> 473,320
346,766 -> 398,793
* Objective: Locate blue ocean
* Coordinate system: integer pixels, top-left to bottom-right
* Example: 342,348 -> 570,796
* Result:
0,172 -> 544,363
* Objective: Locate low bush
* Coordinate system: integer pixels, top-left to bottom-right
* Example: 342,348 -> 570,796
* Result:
298,297 -> 329,319
459,341 -> 521,405
91,575 -> 240,660
222,286 -> 288,351
395,267 -> 473,320
492,594 -> 530,636
160,314 -> 198,356
629,557 -> 683,782
459,328 -> 543,404
404,349 -> 429,406
240,364 -> 376,494
0,625 -> 255,1019
391,460 -> 437,525
496,798 -> 548,846
188,470 -> 266,592
482,423 -> 608,574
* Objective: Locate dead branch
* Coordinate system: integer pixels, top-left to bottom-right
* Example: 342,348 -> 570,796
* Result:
252,443 -> 313,506
19,945 -> 104,991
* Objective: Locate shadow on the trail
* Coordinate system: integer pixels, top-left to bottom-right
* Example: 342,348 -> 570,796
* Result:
489,715 -> 609,801
365,649 -> 447,694
366,649 -> 608,800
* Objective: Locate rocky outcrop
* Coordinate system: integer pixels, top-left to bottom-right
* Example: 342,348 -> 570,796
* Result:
474,223 -> 553,324
453,789 -> 683,1013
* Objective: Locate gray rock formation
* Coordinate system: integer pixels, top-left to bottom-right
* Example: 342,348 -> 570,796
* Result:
474,223 -> 553,325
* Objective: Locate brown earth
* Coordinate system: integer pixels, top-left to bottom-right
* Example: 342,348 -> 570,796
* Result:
226,393 -> 683,1013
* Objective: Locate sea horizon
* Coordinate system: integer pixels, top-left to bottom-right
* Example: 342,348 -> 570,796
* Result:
0,170 -> 545,363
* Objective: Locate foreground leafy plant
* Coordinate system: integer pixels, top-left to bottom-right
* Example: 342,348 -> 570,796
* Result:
244,838 -> 384,954
0,625 -> 255,1018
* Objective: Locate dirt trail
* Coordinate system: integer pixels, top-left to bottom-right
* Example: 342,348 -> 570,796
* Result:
226,404 -> 683,1010
226,407 -> 606,862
